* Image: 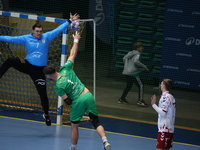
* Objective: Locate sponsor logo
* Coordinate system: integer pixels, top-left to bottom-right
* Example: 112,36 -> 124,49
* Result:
178,24 -> 194,28
173,102 -> 176,108
31,51 -> 43,58
35,79 -> 46,85
185,37 -> 200,45
176,53 -> 192,57
174,81 -> 190,85
163,65 -> 179,70
165,37 -> 181,42
192,11 -> 200,15
160,138 -> 164,141
167,9 -> 183,13
95,13 -> 105,26
32,54 -> 41,58
38,82 -> 45,85
94,0 -> 105,26
186,68 -> 200,72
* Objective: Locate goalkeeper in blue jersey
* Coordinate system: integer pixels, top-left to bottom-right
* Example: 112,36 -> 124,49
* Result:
0,13 -> 80,126
43,32 -> 111,150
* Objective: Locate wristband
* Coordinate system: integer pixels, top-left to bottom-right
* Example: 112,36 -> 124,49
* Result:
64,97 -> 72,105
74,39 -> 79,43
68,19 -> 72,24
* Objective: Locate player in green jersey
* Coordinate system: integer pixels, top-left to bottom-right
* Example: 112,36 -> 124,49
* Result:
43,32 -> 111,150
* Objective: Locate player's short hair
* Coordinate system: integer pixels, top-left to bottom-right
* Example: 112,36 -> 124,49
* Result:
43,66 -> 56,75
134,42 -> 144,49
163,79 -> 173,91
32,23 -> 43,30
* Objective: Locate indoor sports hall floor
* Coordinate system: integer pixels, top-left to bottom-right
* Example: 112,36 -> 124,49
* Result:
0,110 -> 199,150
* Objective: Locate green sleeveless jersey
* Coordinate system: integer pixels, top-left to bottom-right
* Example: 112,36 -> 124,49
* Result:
54,60 -> 85,99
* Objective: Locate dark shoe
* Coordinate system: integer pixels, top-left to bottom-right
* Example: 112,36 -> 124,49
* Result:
118,98 -> 129,104
69,147 -> 76,150
103,141 -> 111,150
43,114 -> 51,126
137,100 -> 148,107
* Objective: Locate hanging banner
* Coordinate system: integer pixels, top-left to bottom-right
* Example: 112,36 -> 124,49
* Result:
89,0 -> 111,45
160,0 -> 200,90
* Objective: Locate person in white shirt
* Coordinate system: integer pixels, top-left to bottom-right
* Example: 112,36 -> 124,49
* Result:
151,79 -> 176,150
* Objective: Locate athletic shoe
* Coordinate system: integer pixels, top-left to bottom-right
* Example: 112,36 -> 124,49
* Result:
103,141 -> 111,150
118,98 -> 129,104
137,100 -> 148,107
43,114 -> 51,126
69,147 -> 76,150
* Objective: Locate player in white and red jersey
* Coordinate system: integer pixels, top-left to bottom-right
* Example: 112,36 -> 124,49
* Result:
151,79 -> 176,150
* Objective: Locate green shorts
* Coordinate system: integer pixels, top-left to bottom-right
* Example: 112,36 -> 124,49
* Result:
69,92 -> 98,122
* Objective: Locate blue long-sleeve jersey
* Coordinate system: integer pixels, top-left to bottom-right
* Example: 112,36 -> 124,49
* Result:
0,20 -> 71,66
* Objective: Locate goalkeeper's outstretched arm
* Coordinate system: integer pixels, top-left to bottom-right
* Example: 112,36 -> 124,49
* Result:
67,32 -> 81,63
45,13 -> 80,41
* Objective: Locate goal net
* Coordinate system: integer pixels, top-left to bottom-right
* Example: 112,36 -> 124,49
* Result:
0,11 -> 95,124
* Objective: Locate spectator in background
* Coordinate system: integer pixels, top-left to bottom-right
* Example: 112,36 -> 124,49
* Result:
118,41 -> 149,107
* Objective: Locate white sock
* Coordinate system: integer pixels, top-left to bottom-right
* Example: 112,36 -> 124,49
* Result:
71,144 -> 77,149
102,136 -> 108,143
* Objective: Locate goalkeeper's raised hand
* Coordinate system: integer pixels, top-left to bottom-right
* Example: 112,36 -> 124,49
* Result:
70,13 -> 80,21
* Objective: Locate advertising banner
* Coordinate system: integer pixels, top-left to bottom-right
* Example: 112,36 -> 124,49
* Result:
89,0 -> 112,45
160,0 -> 200,90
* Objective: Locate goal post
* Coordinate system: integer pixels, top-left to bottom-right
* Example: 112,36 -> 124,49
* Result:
0,11 -> 96,125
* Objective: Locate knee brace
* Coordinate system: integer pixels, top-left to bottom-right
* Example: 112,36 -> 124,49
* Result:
89,113 -> 101,129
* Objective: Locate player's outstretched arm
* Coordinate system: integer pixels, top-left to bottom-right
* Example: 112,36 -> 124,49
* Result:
68,32 -> 81,63
0,35 -> 25,44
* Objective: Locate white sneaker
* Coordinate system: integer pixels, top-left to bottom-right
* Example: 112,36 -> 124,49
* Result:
103,141 -> 111,150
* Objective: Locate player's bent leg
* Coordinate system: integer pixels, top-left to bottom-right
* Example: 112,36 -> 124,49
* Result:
0,57 -> 28,78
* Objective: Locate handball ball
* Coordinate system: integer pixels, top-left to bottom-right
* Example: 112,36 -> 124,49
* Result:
71,20 -> 81,31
